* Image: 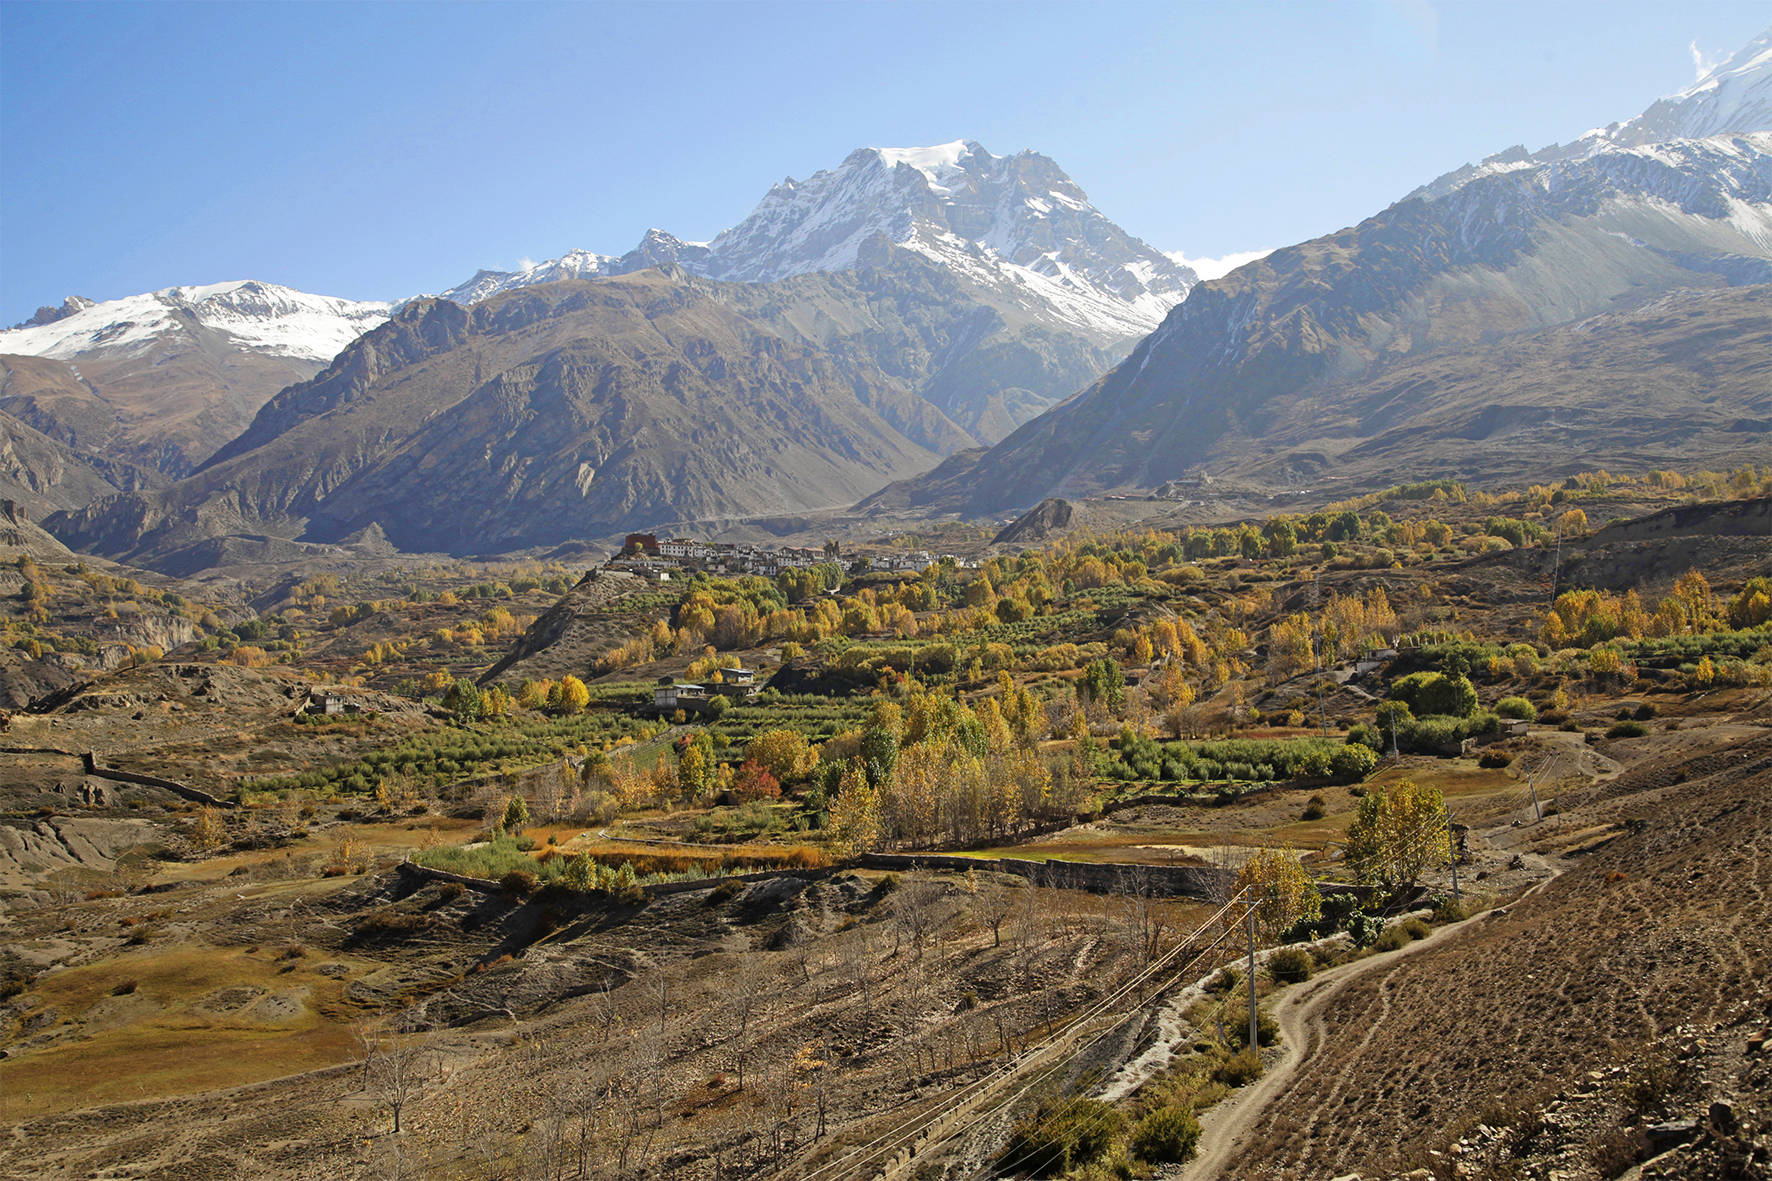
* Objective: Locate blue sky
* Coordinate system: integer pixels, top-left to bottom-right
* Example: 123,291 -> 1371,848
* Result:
2,0 -> 1768,322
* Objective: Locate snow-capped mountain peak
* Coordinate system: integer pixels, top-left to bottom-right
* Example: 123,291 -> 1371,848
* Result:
431,141 -> 1197,341
1571,25 -> 1772,155
874,139 -> 982,194
1415,26 -> 1772,201
433,248 -> 619,306
0,280 -> 391,363
712,140 -> 1198,336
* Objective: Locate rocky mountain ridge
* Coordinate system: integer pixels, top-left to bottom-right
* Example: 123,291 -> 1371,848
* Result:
45,257 -> 1132,565
870,130 -> 1772,516
1413,27 -> 1772,201
0,282 -> 393,478
437,141 -> 1194,344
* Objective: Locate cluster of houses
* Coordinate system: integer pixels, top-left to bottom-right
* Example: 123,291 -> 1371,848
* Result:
608,533 -> 960,581
650,666 -> 757,716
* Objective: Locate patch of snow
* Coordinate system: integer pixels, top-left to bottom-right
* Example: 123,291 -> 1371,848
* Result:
434,249 -> 618,305
0,281 -> 390,363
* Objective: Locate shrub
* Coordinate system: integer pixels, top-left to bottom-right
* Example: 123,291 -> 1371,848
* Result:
706,879 -> 745,905
1633,702 -> 1658,721
1431,895 -> 1468,923
1399,917 -> 1431,940
1372,925 -> 1412,952
500,870 -> 539,895
111,979 -> 138,996
998,1097 -> 1128,1176
354,910 -> 430,942
1300,794 -> 1327,821
1623,1054 -> 1679,1114
1347,911 -> 1383,948
1266,947 -> 1313,984
1205,966 -> 1240,994
1606,720 -> 1648,739
1214,1047 -> 1264,1086
1495,696 -> 1536,721
1132,1105 -> 1201,1163
1223,1002 -> 1278,1048
1329,742 -> 1378,781
1478,750 -> 1511,768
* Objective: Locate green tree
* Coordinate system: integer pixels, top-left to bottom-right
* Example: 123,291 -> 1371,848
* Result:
678,732 -> 716,801
859,702 -> 903,787
1080,658 -> 1126,713
826,762 -> 881,855
443,678 -> 485,721
501,795 -> 531,835
1345,779 -> 1448,890
1263,518 -> 1297,558
1233,848 -> 1321,943
1390,672 -> 1477,718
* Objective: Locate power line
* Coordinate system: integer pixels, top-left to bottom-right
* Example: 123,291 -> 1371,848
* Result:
963,921 -> 1250,1181
787,891 -> 1252,1181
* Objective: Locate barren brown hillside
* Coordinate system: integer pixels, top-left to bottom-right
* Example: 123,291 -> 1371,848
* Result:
1217,710 -> 1772,1180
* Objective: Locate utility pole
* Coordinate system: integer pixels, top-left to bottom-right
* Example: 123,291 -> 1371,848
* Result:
1549,523 -> 1563,608
1448,823 -> 1461,901
1313,634 -> 1329,736
1522,758 -> 1543,822
1246,903 -> 1258,1053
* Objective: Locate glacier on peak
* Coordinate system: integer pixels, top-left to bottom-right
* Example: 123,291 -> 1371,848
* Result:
0,280 -> 392,363
438,140 -> 1197,341
1414,25 -> 1772,202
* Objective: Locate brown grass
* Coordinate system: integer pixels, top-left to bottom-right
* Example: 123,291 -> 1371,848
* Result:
0,945 -> 368,1119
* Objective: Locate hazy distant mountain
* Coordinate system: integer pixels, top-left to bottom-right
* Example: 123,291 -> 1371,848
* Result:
0,281 -> 390,476
431,141 -> 1196,441
869,117 -> 1772,515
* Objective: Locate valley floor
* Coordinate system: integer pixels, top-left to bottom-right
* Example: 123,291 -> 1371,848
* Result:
5,700 -> 1771,1180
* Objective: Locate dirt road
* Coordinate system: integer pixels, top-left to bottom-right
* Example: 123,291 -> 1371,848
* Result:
1180,899 -> 1520,1180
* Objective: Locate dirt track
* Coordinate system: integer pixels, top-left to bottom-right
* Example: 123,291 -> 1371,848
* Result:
1181,908 -> 1480,1180
1195,722 -> 1772,1179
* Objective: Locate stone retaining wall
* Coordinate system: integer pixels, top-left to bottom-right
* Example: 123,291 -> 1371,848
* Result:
857,852 -> 1232,900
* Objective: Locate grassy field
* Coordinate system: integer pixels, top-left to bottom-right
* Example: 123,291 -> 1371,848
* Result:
0,943 -> 372,1118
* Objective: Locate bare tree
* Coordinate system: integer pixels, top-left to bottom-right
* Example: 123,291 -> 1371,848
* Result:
642,967 -> 671,1037
731,952 -> 768,1090
977,877 -> 1019,948
892,874 -> 944,960
838,925 -> 876,1023
353,1011 -> 384,1093
368,1028 -> 435,1135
